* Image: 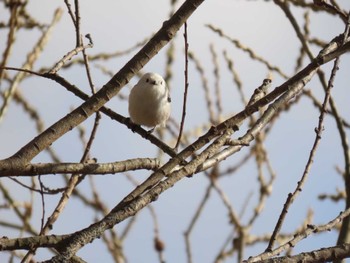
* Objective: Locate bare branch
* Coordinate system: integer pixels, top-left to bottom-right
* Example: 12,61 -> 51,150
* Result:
1,158 -> 160,176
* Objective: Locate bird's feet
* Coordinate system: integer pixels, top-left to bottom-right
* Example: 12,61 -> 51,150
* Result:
147,127 -> 156,134
127,117 -> 139,133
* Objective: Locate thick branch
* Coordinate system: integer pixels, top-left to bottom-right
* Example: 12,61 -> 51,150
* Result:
257,244 -> 350,263
0,235 -> 69,250
0,158 -> 160,176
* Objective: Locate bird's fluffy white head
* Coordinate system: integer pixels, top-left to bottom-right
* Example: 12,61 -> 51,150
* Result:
138,72 -> 165,87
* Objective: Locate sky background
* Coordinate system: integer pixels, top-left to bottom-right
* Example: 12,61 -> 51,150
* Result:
1,0 -> 350,262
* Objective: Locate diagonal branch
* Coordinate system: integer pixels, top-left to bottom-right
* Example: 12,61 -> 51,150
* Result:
257,244 -> 350,263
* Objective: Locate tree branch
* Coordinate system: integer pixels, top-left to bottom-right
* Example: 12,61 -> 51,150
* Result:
245,208 -> 350,262
257,243 -> 350,263
0,158 -> 160,176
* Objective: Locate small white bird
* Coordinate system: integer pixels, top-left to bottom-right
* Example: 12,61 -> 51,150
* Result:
128,72 -> 171,129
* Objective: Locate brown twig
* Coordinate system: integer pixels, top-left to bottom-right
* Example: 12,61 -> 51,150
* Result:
295,11 -> 310,72
8,177 -> 61,195
38,175 -> 45,234
302,89 -> 350,128
313,0 -> 348,22
0,8 -> 63,122
287,0 -> 347,22
246,207 -> 350,262
275,0 -> 350,248
188,51 -> 216,124
0,181 -> 36,235
120,174 -> 165,262
184,182 -> 212,263
210,43 -> 223,119
64,0 -> 76,25
211,178 -> 243,261
48,38 -> 93,74
11,90 -> 62,162
334,9 -> 350,249
43,38 -> 147,72
257,243 -> 350,263
175,22 -> 189,150
74,0 -> 81,47
222,50 -> 246,106
206,24 -> 289,79
265,10 -> 345,250
0,1 -> 21,82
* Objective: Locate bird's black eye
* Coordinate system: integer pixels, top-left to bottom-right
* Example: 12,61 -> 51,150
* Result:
146,78 -> 149,83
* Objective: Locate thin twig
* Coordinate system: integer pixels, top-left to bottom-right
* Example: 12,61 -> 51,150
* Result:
275,0 -> 350,247
265,21 -> 344,251
64,0 -> 76,25
210,43 -> 223,119
74,0 -> 81,47
0,8 -> 63,123
41,38 -> 147,72
0,2 -> 20,82
295,11 -> 310,72
188,51 -> 216,124
287,0 -> 347,22
334,9 -> 350,249
38,175 -> 45,234
184,184 -> 212,263
222,50 -> 246,106
9,177 -> 61,195
206,24 -> 289,79
48,38 -> 93,74
175,22 -> 189,150
125,173 -> 165,263
302,89 -> 350,129
246,208 -> 350,262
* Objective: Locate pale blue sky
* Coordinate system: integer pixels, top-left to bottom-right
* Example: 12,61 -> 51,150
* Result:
0,0 -> 350,262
